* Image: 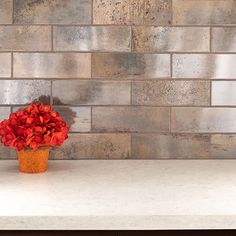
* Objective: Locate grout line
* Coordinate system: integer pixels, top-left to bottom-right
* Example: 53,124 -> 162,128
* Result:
91,0 -> 93,24
130,80 -> 132,105
91,106 -> 93,132
170,0 -> 173,25
51,25 -> 54,51
10,52 -> 13,78
11,0 -> 14,24
130,133 -> 133,158
209,26 -> 212,52
50,80 -> 53,105
210,80 -> 212,106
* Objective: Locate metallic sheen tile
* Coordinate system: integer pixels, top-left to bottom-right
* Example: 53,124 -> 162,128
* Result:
0,107 -> 10,121
54,26 -> 131,52
133,27 -> 210,52
0,0 -> 12,23
51,134 -> 131,159
0,53 -> 11,77
0,80 -> 50,104
13,53 -> 91,78
92,107 -> 170,132
132,80 -> 210,106
53,80 -> 130,105
132,134 -> 210,159
212,28 -> 236,52
14,0 -> 91,24
93,53 -> 170,78
173,0 -> 236,25
0,26 -> 51,51
212,81 -> 236,106
172,108 -> 236,133
53,106 -> 91,132
93,0 -> 171,25
173,54 -> 236,79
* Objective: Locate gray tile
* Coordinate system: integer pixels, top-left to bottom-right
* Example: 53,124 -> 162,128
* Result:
93,0 -> 171,25
0,53 -> 11,77
0,144 -> 16,160
173,54 -> 236,79
0,26 -> 51,51
14,0 -> 91,24
53,106 -> 91,132
172,108 -> 236,133
54,26 -> 131,52
173,0 -> 236,25
93,53 -> 170,79
0,0 -> 12,24
92,107 -> 169,132
51,133 -> 131,159
212,28 -> 236,52
53,80 -> 130,105
132,80 -> 210,106
133,27 -> 210,52
0,80 -> 50,104
13,53 -> 91,78
0,107 -> 11,121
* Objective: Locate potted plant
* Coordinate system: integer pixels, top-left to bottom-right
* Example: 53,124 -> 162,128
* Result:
0,103 -> 69,173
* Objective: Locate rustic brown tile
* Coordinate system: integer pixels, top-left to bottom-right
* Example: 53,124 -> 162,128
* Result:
51,134 -> 131,159
53,80 -> 130,105
14,0 -> 91,24
93,53 -> 170,79
13,53 -> 91,78
0,80 -> 50,104
172,108 -> 236,133
173,54 -> 236,79
0,144 -> 16,160
173,0 -> 236,25
0,53 -> 11,77
0,0 -> 12,24
92,107 -> 169,132
0,26 -> 51,51
132,27 -> 210,52
0,107 -> 10,121
132,80 -> 210,106
93,0 -> 171,25
53,106 -> 91,132
212,28 -> 236,52
132,134 -> 210,159
54,26 -> 131,52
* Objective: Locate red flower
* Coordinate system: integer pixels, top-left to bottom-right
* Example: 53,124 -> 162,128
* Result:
0,103 -> 69,151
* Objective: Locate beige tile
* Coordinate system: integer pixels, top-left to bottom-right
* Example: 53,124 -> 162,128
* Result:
132,80 -> 210,106
133,27 -> 210,52
0,0 -> 12,24
54,26 -> 131,52
93,0 -> 171,25
172,108 -> 236,133
51,134 -> 131,159
0,107 -> 11,121
93,53 -> 170,79
92,107 -> 169,132
13,53 -> 91,78
0,26 -> 51,51
0,53 -> 11,77
173,0 -> 236,25
53,80 -> 130,105
14,0 -> 91,24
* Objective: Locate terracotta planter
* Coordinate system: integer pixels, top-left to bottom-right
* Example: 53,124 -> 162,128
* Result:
17,148 -> 50,173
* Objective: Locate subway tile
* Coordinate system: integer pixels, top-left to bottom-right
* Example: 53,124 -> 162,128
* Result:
0,0 -> 12,24
0,80 -> 50,104
13,0 -> 91,24
0,107 -> 11,121
173,54 -> 236,79
132,80 -> 210,106
132,27 -> 210,52
0,26 -> 51,51
93,0 -> 171,25
172,108 -> 236,133
92,107 -> 169,132
54,26 -> 131,52
132,134 -> 210,159
53,106 -> 91,132
173,0 -> 236,25
53,80 -> 130,105
13,53 -> 91,78
212,28 -> 236,52
0,53 -> 11,77
51,133 -> 131,159
93,53 -> 170,79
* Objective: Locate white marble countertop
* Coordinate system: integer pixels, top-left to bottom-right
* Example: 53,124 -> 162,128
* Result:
1,160 -> 236,230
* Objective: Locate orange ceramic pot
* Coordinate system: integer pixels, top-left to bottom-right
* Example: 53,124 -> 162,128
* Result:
17,148 -> 50,173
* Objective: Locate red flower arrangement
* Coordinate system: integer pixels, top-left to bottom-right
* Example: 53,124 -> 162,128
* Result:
0,103 -> 69,151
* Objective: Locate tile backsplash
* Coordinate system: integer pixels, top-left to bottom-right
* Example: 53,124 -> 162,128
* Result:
1,0 -> 236,159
